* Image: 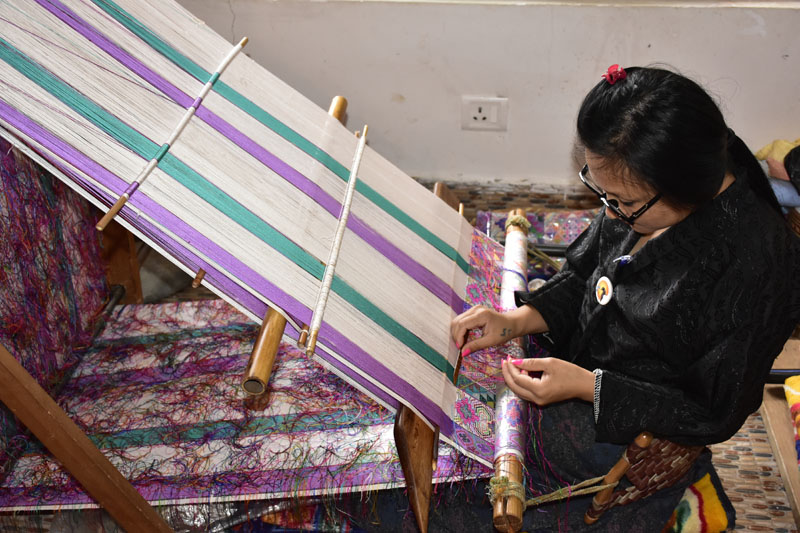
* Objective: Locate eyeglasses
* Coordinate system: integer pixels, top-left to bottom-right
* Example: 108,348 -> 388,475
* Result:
579,164 -> 661,225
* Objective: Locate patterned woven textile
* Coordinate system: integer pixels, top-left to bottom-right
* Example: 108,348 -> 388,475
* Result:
0,139 -> 107,477
475,209 -> 596,248
784,375 -> 800,467
0,0 -> 478,461
0,230 -> 510,511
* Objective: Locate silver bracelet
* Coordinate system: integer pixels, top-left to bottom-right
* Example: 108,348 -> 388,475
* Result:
592,368 -> 603,423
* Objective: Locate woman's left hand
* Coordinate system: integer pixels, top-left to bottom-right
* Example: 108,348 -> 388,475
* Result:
501,356 -> 595,405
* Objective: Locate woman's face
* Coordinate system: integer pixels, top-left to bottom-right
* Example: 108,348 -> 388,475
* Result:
584,150 -> 692,235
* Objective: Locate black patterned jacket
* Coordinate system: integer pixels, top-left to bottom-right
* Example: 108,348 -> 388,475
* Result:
518,174 -> 800,446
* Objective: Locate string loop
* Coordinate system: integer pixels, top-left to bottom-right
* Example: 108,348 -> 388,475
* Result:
488,474 -> 619,511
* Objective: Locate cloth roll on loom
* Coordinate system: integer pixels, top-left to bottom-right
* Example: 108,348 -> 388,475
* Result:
493,209 -> 530,532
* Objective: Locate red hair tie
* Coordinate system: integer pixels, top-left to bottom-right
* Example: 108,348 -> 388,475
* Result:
602,64 -> 627,85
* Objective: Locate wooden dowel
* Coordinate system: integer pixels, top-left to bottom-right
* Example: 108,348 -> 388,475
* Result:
493,455 -> 524,533
297,325 -> 309,348
96,194 -> 129,231
191,269 -> 206,289
242,308 -> 285,396
0,345 -> 172,532
328,96 -> 348,121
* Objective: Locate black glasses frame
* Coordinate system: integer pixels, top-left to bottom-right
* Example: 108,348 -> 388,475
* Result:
579,164 -> 661,225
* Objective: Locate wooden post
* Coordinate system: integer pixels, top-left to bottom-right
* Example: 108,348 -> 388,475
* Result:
99,219 -> 143,304
0,345 -> 172,532
394,404 -> 435,532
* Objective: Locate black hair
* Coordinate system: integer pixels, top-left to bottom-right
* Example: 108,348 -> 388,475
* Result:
577,66 -> 781,213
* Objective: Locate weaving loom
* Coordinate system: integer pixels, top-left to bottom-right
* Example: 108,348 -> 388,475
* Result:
0,0 -> 502,529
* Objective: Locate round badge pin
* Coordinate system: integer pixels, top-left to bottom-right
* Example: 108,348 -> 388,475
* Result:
595,276 -> 613,305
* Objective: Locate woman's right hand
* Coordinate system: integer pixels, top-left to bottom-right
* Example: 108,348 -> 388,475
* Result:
451,306 -> 520,355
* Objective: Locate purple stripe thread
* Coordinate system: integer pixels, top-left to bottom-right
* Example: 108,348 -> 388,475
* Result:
36,0 -> 464,314
123,181 -> 139,195
0,97 -> 456,439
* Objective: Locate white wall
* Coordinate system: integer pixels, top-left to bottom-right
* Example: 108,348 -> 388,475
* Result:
177,0 -> 800,191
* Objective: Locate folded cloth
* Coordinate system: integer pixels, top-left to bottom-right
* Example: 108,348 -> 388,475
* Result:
756,138 -> 800,163
783,375 -> 800,467
663,468 -> 734,533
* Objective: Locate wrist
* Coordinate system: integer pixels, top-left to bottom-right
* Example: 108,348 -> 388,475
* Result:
511,304 -> 548,336
578,367 -> 595,403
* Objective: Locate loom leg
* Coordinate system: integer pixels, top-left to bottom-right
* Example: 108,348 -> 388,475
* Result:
394,404 -> 435,533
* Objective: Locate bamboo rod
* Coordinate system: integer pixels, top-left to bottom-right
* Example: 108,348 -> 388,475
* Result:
242,308 -> 285,397
306,125 -> 369,357
0,345 -> 172,532
328,96 -> 348,121
97,37 -> 248,231
192,269 -> 206,289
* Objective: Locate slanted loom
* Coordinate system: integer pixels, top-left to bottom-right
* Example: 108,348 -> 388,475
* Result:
0,0 -> 501,530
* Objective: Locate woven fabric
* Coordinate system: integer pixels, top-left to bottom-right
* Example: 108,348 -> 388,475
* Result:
664,472 -> 731,533
783,375 -> 800,467
0,0 -> 474,460
0,139 -> 106,476
0,229 -> 512,510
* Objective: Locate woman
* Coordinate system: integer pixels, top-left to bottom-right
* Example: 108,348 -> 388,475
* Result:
449,65 -> 800,531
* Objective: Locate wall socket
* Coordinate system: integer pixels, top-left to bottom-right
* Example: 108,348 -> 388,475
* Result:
461,96 -> 509,131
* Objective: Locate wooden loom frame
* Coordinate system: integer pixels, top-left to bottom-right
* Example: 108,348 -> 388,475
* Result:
0,95 -> 466,533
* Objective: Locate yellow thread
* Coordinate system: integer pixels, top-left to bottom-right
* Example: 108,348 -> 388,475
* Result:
505,214 -> 531,231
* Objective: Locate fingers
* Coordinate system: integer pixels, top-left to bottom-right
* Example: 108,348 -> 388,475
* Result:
509,357 -> 546,374
502,357 -> 594,406
450,306 -> 477,348
501,357 -> 539,403
451,306 -> 499,350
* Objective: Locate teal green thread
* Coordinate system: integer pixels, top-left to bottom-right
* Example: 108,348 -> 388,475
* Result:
91,0 -> 468,274
154,143 -> 169,161
0,37 -> 452,377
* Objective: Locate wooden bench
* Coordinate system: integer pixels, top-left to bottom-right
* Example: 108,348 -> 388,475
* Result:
761,338 -> 800,526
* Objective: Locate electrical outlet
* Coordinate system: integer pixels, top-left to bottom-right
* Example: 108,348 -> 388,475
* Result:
461,96 -> 509,131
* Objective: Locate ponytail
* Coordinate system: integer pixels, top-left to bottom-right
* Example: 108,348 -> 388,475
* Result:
726,130 -> 782,214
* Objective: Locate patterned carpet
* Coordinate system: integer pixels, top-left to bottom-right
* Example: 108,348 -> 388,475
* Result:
711,412 -> 797,532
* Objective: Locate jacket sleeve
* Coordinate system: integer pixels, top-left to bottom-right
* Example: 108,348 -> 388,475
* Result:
515,212 -> 604,354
